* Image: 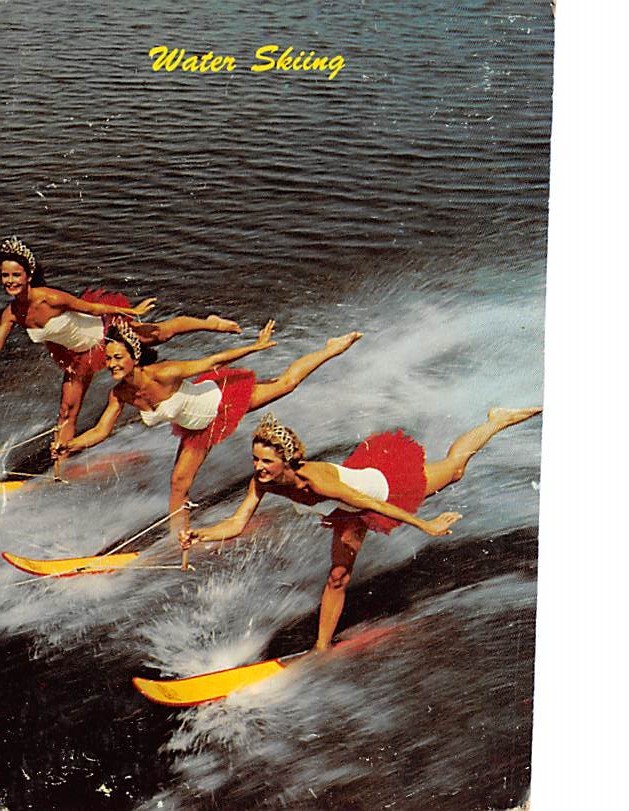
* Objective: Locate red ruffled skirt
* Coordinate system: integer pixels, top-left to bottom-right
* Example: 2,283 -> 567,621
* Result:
324,430 -> 427,535
45,289 -> 130,377
172,367 -> 257,451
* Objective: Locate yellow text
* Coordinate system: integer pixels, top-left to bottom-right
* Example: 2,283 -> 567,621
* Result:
251,45 -> 345,80
148,46 -> 237,73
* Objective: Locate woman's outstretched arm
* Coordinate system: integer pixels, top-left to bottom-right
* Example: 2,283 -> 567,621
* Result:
41,288 -> 156,319
179,478 -> 264,549
53,390 -> 124,456
300,462 -> 462,537
154,320 -> 277,384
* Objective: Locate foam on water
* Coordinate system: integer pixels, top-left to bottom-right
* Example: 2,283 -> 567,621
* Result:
134,574 -> 536,809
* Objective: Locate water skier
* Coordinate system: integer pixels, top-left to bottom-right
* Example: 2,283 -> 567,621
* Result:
180,408 -> 542,650
55,321 -> 362,536
0,236 -> 241,446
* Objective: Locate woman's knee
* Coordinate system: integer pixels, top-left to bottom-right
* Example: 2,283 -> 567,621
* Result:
424,457 -> 465,495
170,450 -> 207,493
249,375 -> 297,410
59,400 -> 80,421
271,366 -> 303,396
170,467 -> 194,493
449,463 -> 465,483
59,390 -> 85,421
328,536 -> 361,590
327,565 -> 351,591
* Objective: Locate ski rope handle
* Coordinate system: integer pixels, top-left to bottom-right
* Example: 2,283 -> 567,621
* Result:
181,503 -> 191,572
52,424 -> 62,482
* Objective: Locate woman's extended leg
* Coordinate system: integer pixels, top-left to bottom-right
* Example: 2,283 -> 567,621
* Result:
315,517 -> 367,651
57,372 -> 94,444
133,314 -> 241,344
424,407 -> 542,496
169,442 -> 211,537
248,332 -> 362,411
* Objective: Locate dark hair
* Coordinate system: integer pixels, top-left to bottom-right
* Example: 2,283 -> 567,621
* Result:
0,240 -> 46,286
105,325 -> 158,366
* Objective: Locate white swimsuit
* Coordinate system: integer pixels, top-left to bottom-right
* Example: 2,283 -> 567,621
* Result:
139,380 -> 223,431
291,464 -> 390,516
26,312 -> 104,352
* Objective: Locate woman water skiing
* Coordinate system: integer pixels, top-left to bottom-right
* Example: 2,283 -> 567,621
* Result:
180,407 -> 542,651
0,236 -> 241,445
54,321 -> 362,536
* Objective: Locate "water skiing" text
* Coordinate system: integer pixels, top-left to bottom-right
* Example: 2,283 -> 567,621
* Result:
148,45 -> 346,81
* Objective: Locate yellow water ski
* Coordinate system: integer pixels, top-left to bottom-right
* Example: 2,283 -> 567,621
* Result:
2,551 -> 141,577
133,654 -> 306,706
133,623 -> 406,707
0,480 -> 27,495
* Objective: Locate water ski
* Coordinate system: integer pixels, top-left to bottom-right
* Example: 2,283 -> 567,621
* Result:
133,651 -> 308,706
0,480 -> 28,495
2,551 -> 140,577
133,623 -> 403,707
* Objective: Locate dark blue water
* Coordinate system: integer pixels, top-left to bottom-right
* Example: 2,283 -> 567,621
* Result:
0,1 -> 551,808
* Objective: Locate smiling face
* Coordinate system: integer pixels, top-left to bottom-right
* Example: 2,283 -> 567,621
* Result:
1,259 -> 30,297
252,441 -> 288,484
105,340 -> 136,381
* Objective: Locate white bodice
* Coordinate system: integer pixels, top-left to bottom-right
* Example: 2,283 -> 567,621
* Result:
139,379 -> 222,430
292,464 -> 389,516
26,312 -> 104,352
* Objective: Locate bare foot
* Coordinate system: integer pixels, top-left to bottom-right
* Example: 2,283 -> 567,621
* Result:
206,315 -> 242,334
488,407 -> 542,428
325,331 -> 363,356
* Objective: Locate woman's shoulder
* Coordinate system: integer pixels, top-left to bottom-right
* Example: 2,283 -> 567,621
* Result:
31,285 -> 65,305
140,360 -> 163,374
143,359 -> 174,383
287,462 -> 340,497
297,460 -> 337,481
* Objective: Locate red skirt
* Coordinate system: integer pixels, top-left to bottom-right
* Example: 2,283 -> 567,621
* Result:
172,367 -> 257,451
45,289 -> 130,377
324,430 -> 427,535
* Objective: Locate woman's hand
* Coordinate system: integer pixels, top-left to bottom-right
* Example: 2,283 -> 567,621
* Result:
179,531 -> 226,555
51,440 -> 81,460
50,441 -> 63,460
253,319 -> 277,351
50,440 -> 73,459
419,511 -> 463,536
179,529 -> 202,550
130,297 -> 157,318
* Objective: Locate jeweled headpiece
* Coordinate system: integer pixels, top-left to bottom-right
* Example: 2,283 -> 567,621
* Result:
109,317 -> 142,361
1,236 -> 37,276
253,413 -> 305,463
